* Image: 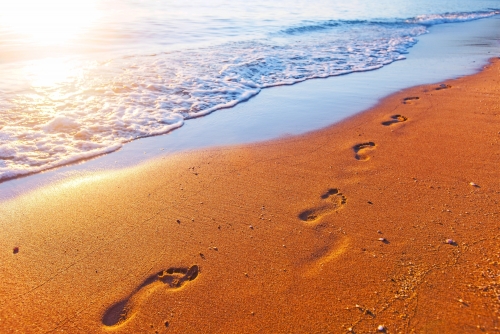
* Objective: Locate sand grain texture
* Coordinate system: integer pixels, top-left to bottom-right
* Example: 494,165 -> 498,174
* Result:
1,59 -> 500,333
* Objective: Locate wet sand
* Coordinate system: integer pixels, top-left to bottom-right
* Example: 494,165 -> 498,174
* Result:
1,58 -> 499,333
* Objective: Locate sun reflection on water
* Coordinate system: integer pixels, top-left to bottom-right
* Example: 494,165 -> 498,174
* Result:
0,0 -> 100,45
24,58 -> 81,88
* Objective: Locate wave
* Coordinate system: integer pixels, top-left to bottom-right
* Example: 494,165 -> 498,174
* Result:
406,9 -> 500,25
281,20 -> 340,35
279,10 -> 500,36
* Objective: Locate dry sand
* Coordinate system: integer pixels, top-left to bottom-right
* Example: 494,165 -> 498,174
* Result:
1,58 -> 500,334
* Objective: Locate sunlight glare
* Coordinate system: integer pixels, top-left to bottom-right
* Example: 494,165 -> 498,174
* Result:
25,58 -> 79,87
0,0 -> 100,45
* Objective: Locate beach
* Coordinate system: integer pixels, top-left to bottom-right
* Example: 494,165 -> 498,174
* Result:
1,56 -> 499,333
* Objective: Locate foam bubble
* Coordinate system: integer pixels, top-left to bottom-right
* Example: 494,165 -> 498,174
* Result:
40,116 -> 80,133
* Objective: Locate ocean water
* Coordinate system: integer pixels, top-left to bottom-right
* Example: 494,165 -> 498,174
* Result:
0,0 -> 499,181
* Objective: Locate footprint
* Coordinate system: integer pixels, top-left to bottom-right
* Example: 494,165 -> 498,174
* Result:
305,236 -> 350,277
381,115 -> 408,126
353,142 -> 376,160
320,188 -> 341,199
102,265 -> 199,328
435,84 -> 451,90
403,96 -> 420,104
298,188 -> 347,223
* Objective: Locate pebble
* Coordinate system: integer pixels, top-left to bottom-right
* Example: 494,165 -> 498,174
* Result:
469,182 -> 479,187
446,238 -> 455,244
377,324 -> 385,331
378,237 -> 386,242
13,247 -> 19,254
249,225 -> 254,229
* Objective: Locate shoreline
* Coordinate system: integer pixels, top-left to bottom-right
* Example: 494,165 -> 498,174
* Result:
2,15 -> 500,202
1,58 -> 499,333
0,17 -> 500,201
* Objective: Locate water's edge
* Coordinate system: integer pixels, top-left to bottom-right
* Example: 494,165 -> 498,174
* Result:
0,16 -> 499,202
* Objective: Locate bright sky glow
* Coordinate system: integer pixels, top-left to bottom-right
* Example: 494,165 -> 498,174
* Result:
0,0 -> 100,45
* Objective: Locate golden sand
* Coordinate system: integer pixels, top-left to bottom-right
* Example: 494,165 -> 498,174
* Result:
1,58 -> 499,333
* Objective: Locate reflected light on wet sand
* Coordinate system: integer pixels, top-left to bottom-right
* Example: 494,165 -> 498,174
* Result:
0,0 -> 100,45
